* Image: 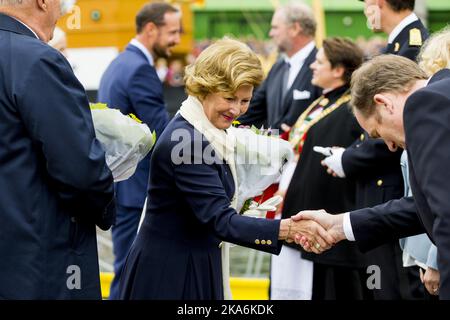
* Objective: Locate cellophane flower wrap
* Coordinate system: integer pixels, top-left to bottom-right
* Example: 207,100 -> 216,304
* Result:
90,103 -> 156,182
229,125 -> 294,216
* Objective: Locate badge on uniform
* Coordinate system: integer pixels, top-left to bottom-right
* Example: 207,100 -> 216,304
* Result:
409,28 -> 422,46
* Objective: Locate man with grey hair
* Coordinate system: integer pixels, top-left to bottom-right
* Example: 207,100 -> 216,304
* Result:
0,0 -> 115,299
238,1 -> 321,130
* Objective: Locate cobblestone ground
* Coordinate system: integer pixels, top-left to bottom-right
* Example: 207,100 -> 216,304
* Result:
96,228 -> 271,277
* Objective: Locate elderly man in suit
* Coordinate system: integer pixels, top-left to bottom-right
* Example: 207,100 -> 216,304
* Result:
0,0 -> 115,299
238,1 -> 322,130
294,55 -> 450,300
97,2 -> 181,299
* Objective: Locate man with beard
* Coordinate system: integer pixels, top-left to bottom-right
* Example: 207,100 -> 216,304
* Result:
238,2 -> 322,130
97,2 -> 181,300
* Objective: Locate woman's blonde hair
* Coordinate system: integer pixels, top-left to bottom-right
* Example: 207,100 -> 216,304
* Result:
418,26 -> 450,76
184,38 -> 264,99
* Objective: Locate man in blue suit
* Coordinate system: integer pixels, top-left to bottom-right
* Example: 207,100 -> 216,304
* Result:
0,1 -> 115,299
97,2 -> 181,299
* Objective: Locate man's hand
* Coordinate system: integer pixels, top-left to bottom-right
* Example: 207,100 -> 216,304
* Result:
420,267 -> 440,296
279,218 -> 335,254
290,210 -> 346,253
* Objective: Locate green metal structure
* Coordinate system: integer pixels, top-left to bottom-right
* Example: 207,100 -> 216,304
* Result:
193,0 -> 450,40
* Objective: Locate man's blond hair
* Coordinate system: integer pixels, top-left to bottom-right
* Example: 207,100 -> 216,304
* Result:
350,54 -> 427,118
184,38 -> 264,99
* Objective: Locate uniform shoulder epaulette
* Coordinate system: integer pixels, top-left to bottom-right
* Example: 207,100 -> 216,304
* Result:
409,28 -> 422,46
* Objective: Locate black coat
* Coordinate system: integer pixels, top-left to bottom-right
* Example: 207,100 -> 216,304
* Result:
350,69 -> 450,299
0,14 -> 115,299
238,48 -> 322,129
281,86 -> 367,268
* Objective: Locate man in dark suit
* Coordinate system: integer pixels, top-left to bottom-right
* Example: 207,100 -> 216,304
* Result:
97,2 -> 181,299
322,0 -> 428,299
238,2 -> 321,130
0,1 -> 115,299
294,55 -> 450,299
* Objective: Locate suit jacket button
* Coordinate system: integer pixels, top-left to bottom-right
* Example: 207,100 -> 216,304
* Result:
255,239 -> 260,245
261,240 -> 267,245
267,240 -> 272,245
377,179 -> 383,187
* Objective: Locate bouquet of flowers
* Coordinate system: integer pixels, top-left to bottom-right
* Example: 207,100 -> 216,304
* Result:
90,103 -> 156,182
229,125 -> 294,217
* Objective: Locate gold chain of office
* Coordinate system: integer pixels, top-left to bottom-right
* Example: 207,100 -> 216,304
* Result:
289,92 -> 352,149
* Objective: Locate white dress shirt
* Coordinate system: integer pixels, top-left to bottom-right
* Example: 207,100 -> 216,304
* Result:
388,13 -> 419,44
284,41 -> 316,90
343,212 -> 356,241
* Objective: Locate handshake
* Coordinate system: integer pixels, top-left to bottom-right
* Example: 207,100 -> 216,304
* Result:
279,210 -> 347,254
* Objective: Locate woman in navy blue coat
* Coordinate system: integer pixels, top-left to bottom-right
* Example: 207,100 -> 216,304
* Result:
118,39 -> 334,300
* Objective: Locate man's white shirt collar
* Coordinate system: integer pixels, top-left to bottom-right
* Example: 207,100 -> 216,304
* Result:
130,38 -> 154,66
388,13 -> 419,44
12,17 -> 39,39
284,41 -> 315,67
283,41 -> 315,89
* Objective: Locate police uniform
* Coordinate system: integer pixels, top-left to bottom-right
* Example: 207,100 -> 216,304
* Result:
384,19 -> 428,59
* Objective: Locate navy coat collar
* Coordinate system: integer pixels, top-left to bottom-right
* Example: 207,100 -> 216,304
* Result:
0,12 -> 38,39
125,43 -> 151,64
429,68 -> 450,85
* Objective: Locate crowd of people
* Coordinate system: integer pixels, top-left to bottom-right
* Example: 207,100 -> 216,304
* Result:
1,0 -> 450,301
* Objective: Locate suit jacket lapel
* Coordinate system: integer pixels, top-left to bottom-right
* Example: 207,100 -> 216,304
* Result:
126,44 -> 152,65
266,61 -> 285,126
